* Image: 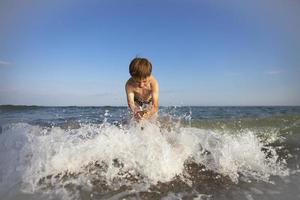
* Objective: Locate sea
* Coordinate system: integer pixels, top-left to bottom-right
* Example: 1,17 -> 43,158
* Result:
0,105 -> 300,200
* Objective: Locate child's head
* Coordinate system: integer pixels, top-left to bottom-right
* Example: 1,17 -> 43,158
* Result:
129,57 -> 152,79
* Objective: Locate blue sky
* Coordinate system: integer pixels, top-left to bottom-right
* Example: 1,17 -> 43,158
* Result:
0,0 -> 299,106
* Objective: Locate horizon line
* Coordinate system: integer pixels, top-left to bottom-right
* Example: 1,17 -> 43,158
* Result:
1,104 -> 300,107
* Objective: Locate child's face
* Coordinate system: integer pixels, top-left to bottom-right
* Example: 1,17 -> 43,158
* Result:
133,76 -> 149,88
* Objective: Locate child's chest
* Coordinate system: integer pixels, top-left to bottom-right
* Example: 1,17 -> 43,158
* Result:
134,85 -> 152,98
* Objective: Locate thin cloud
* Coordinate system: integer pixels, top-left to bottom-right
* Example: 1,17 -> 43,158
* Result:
225,72 -> 242,76
0,60 -> 12,66
90,92 -> 114,97
265,70 -> 281,75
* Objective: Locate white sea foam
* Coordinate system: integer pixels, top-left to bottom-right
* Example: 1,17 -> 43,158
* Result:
0,120 -> 288,199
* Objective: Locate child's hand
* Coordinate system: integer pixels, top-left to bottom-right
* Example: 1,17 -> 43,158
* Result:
134,111 -> 145,120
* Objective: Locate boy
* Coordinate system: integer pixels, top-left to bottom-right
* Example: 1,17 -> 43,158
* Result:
125,57 -> 159,120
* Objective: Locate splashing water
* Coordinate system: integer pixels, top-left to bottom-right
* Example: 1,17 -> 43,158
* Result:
0,115 -> 289,200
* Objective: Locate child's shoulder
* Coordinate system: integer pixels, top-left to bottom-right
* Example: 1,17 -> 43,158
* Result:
126,77 -> 133,83
125,78 -> 134,88
150,75 -> 158,84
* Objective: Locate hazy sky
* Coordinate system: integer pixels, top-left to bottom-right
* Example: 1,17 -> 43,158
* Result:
0,0 -> 300,106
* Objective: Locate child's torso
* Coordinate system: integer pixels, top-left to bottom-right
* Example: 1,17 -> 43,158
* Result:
130,78 -> 152,101
130,78 -> 153,110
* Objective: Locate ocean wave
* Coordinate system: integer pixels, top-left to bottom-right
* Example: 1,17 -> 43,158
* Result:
0,120 -> 289,199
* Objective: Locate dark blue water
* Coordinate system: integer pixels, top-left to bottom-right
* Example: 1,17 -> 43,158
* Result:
1,105 -> 300,126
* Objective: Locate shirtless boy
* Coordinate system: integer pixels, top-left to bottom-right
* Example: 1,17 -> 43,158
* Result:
125,57 -> 159,120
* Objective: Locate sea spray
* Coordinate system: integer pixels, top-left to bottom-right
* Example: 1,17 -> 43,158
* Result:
0,118 -> 289,200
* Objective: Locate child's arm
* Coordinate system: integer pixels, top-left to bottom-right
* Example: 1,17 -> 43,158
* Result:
125,82 -> 142,119
125,82 -> 136,112
142,78 -> 159,119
